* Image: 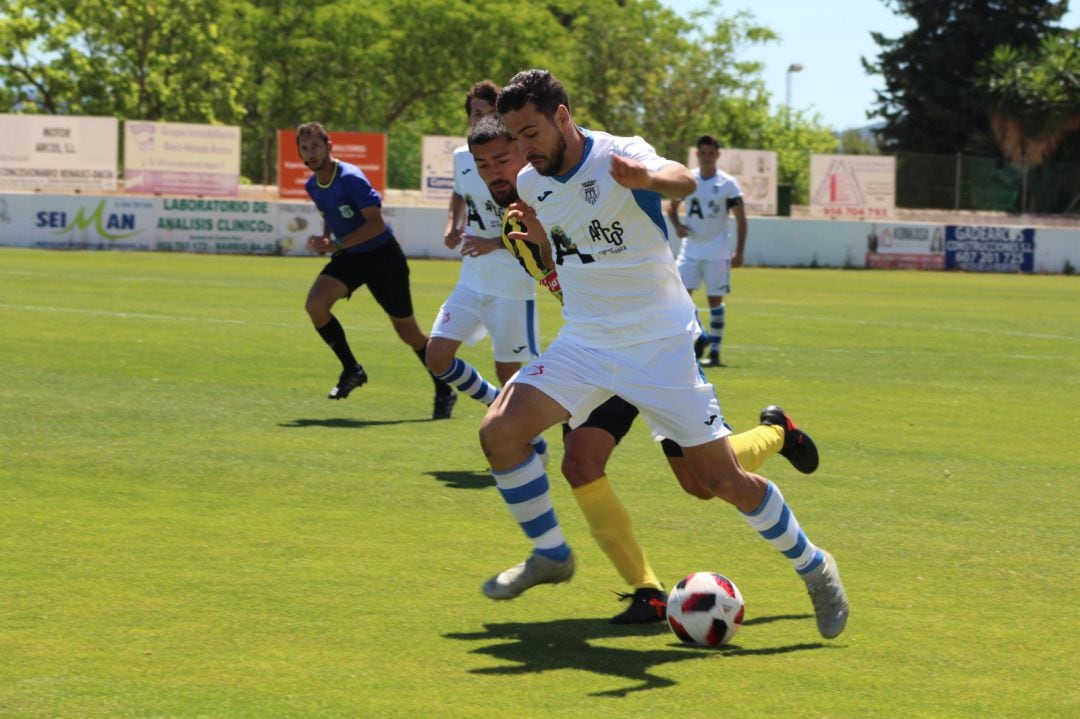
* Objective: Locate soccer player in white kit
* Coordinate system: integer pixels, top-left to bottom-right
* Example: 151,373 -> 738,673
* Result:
424,80 -> 542,423
668,135 -> 748,368
478,69 -> 848,639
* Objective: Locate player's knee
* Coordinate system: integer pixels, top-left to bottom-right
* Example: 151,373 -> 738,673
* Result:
675,474 -> 715,500
697,465 -> 745,503
680,484 -> 714,500
425,342 -> 453,375
478,413 -> 521,460
560,450 -> 606,488
668,455 -> 713,500
304,293 -> 322,316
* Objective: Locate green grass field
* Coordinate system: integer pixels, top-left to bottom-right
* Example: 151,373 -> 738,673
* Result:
1,248 -> 1077,718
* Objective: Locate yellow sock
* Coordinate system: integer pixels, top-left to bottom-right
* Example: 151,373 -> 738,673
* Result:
572,476 -> 662,590
729,424 -> 783,472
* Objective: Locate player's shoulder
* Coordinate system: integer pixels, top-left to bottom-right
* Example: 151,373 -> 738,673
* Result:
336,160 -> 369,183
716,169 -> 742,191
453,146 -> 477,172
602,130 -> 657,156
515,163 -> 541,192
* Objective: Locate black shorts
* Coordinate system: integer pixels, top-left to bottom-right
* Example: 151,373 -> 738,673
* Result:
561,395 -> 686,458
562,395 -> 638,444
319,238 -> 414,318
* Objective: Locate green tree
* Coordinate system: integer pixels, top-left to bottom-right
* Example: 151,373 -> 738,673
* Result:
864,0 -> 1069,155
837,127 -> 881,155
0,0 -> 247,122
981,29 -> 1080,166
231,0 -> 562,186
542,0 -> 777,163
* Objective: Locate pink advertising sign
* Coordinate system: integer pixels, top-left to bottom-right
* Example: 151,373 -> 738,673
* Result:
124,121 -> 241,196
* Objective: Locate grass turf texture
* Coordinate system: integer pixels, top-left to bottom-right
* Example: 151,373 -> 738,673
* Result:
1,248 -> 1077,718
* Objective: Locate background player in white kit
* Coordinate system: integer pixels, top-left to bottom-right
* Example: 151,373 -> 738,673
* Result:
478,69 -> 848,640
424,80 -> 542,424
667,135 -> 748,368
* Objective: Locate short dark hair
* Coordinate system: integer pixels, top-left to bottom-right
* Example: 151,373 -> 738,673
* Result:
496,69 -> 569,118
465,80 -> 500,116
468,114 -> 510,151
296,121 -> 329,146
696,134 -> 721,150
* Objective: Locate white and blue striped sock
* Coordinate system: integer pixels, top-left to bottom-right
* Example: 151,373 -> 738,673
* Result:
710,303 -> 725,353
492,452 -> 571,562
741,481 -> 824,575
435,357 -> 499,406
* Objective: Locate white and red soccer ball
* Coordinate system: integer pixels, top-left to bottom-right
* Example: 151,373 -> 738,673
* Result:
666,572 -> 745,647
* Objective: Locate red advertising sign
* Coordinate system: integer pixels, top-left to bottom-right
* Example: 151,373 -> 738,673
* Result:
278,129 -> 387,199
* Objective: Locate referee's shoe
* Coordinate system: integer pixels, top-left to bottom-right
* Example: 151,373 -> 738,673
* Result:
432,391 -> 457,420
328,364 -> 368,400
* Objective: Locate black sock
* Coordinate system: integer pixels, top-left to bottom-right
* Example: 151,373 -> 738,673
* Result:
315,315 -> 358,369
415,346 -> 453,396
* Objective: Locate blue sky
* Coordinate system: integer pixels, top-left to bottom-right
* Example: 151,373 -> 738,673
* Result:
660,0 -> 1079,130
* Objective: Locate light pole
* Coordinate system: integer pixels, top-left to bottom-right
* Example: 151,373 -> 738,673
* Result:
786,63 -> 804,129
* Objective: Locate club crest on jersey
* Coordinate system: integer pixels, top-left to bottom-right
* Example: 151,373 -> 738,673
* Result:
338,205 -> 354,219
581,179 -> 599,205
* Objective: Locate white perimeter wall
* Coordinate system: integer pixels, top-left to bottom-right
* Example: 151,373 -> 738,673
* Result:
384,206 -> 1080,274
1,192 -> 1077,274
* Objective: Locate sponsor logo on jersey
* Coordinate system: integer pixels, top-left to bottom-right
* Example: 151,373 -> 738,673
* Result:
462,168 -> 472,175
587,219 -> 624,246
537,190 -> 553,202
523,364 -> 545,376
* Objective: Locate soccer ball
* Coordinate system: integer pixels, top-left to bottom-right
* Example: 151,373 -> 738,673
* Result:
666,572 -> 745,647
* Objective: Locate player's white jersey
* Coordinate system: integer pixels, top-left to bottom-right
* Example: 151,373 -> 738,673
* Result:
676,168 -> 743,260
452,146 -> 535,300
517,129 -> 696,348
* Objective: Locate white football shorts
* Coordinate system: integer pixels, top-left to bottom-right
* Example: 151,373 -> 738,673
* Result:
429,285 -> 540,362
509,332 -> 729,448
677,255 -> 731,297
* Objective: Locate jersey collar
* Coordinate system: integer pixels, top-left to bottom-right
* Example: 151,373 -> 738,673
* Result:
551,128 -> 593,184
316,159 -> 339,189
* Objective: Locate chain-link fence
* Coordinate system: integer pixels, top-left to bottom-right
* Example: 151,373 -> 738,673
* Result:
896,152 -> 1080,214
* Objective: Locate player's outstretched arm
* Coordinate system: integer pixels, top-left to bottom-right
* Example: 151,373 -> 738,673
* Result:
610,155 -> 695,198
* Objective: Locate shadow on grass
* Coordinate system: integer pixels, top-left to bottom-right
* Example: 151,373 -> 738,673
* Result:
425,469 -> 495,490
278,417 -> 431,428
446,615 -> 830,697
743,613 -> 813,626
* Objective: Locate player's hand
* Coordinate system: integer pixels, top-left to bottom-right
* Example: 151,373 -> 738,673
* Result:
674,222 -> 690,239
507,201 -> 548,246
609,154 -> 651,190
444,226 -> 463,249
460,235 -> 499,258
307,235 -> 334,255
731,249 -> 744,268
